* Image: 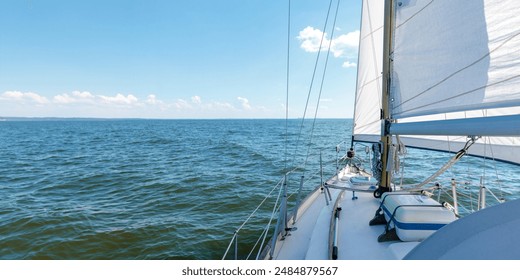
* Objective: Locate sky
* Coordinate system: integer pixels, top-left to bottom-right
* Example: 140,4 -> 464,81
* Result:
0,0 -> 362,119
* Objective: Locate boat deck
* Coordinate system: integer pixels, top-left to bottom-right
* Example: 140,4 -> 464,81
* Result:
269,170 -> 420,260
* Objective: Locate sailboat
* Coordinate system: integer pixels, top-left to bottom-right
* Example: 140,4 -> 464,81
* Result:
223,0 -> 520,260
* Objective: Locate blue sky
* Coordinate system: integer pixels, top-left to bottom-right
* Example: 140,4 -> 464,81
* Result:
0,0 -> 362,119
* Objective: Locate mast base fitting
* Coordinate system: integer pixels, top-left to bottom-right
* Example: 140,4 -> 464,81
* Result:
347,148 -> 355,159
373,186 -> 390,198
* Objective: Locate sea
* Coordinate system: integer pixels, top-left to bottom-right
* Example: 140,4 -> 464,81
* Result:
0,118 -> 519,260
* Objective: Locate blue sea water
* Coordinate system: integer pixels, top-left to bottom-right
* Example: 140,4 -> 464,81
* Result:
0,119 -> 519,259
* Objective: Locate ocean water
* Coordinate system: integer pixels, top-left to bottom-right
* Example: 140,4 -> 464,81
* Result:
0,119 -> 519,259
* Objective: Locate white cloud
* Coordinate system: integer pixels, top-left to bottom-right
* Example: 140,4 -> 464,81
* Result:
297,26 -> 326,53
342,61 -> 357,68
73,91 -> 95,99
53,91 -> 96,104
206,101 -> 235,111
191,96 -> 201,104
237,97 -> 251,110
99,93 -> 138,105
53,94 -> 75,104
1,91 -> 49,104
1,90 -> 278,118
146,94 -> 158,105
54,91 -> 142,107
330,31 -> 360,57
297,26 -> 359,59
174,99 -> 192,109
172,96 -> 241,113
2,91 -> 23,100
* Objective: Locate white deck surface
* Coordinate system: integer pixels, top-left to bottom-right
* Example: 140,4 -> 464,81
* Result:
270,170 -> 420,260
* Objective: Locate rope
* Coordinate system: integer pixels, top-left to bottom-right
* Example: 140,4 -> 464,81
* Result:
410,136 -> 479,190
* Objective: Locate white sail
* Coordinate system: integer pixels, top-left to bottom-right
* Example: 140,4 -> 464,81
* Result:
390,0 -> 520,119
386,0 -> 520,165
350,0 -> 520,164
352,0 -> 384,143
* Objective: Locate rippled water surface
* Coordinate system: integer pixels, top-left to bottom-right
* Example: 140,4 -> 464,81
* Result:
0,119 -> 518,259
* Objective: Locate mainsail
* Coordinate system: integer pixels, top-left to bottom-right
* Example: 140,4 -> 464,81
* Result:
391,0 -> 520,119
353,0 -> 520,165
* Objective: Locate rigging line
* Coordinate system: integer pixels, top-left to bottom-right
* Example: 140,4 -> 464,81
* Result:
396,74 -> 520,116
354,75 -> 383,104
365,0 -> 382,111
486,134 -> 504,199
290,0 -> 335,169
246,224 -> 267,260
222,177 -> 284,259
257,180 -> 285,260
357,74 -> 382,90
394,29 -> 520,111
284,0 -> 291,172
394,0 -> 434,30
304,0 -> 342,170
445,113 -> 453,177
489,146 -> 501,196
481,136 -> 488,197
360,25 -> 383,41
234,177 -> 283,233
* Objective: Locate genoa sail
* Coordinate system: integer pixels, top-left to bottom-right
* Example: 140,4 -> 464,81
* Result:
352,0 -> 384,144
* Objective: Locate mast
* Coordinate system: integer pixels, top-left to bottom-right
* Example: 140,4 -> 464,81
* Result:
377,0 -> 394,195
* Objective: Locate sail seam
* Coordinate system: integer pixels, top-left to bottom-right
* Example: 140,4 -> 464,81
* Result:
366,0 -> 382,111
361,26 -> 383,40
355,75 -> 382,105
393,30 -> 520,115
353,119 -> 380,131
396,74 -> 520,117
394,0 -> 434,30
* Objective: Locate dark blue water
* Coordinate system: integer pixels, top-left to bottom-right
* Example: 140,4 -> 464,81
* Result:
0,119 -> 518,259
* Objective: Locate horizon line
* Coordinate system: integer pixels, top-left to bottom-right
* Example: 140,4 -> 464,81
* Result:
0,116 -> 353,121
